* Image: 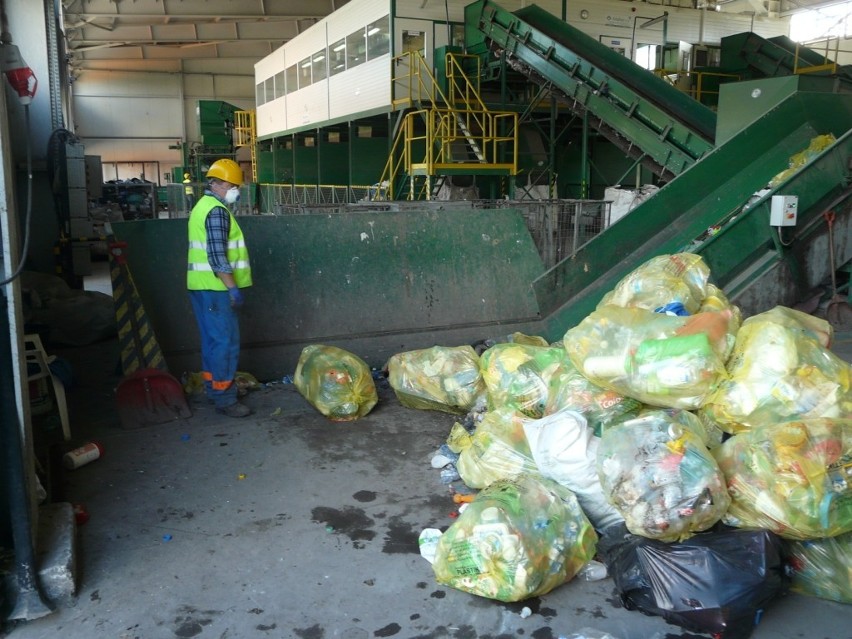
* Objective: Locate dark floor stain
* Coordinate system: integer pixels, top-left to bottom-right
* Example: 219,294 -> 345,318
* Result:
89,589 -> 100,602
430,589 -> 446,599
416,581 -> 428,589
530,628 -> 555,639
248,608 -> 263,614
605,595 -> 624,609
410,613 -> 420,620
364,578 -> 375,586
256,623 -> 277,631
538,606 -> 557,618
353,490 -> 377,502
590,605 -> 606,619
408,625 -> 451,639
453,625 -> 478,639
382,515 -> 419,554
311,506 -> 376,542
374,622 -> 401,637
294,623 -> 325,639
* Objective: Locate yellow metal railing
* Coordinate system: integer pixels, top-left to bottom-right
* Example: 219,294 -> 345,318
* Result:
794,37 -> 840,75
234,110 -> 257,182
378,51 -> 518,200
654,69 -> 741,104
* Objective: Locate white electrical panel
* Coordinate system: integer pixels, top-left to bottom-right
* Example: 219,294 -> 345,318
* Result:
770,195 -> 798,227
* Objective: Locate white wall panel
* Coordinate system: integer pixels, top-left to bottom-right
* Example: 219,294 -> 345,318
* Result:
286,83 -> 330,130
329,58 -> 390,121
256,48 -> 286,83
257,100 -> 287,139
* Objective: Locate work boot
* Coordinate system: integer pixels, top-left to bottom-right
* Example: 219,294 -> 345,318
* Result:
216,402 -> 252,418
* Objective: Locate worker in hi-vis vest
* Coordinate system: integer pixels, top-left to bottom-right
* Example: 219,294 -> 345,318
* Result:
186,158 -> 253,418
182,172 -> 195,211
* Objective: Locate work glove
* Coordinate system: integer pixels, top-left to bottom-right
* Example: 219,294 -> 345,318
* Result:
227,286 -> 244,309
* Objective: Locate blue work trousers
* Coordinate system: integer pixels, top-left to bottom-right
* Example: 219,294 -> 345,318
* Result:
189,289 -> 240,408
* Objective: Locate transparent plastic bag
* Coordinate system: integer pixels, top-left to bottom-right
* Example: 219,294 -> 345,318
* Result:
432,474 -> 597,601
480,343 -> 572,418
769,134 -> 837,187
785,532 -> 852,604
564,306 -> 735,410
387,345 -> 486,414
597,410 -> 730,541
714,418 -> 852,540
597,253 -> 713,314
452,406 -> 540,489
544,357 -> 642,437
293,344 -> 377,421
702,307 -> 851,434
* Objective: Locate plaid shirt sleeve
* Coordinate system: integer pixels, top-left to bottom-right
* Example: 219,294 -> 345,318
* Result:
204,204 -> 232,274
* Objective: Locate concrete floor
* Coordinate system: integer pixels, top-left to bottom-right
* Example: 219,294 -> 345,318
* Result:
3,328 -> 852,639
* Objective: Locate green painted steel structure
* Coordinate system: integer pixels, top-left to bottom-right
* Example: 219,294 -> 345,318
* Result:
466,0 -> 716,181
536,89 -> 852,341
113,208 -> 545,379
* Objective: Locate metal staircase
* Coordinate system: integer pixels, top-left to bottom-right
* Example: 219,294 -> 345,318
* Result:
234,110 -> 257,182
375,50 -> 518,201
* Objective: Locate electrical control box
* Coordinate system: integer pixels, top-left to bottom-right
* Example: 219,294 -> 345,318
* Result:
770,194 -> 798,226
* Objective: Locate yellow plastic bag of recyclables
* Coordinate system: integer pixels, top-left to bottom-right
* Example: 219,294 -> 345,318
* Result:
449,406 -> 540,489
564,305 -> 736,410
785,531 -> 852,604
701,306 -> 850,434
432,474 -> 597,602
387,345 -> 485,414
714,418 -> 852,541
479,343 -> 572,418
294,344 -> 377,421
598,252 -> 738,318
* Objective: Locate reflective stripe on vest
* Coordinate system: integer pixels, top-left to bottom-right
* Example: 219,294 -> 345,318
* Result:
186,195 -> 252,291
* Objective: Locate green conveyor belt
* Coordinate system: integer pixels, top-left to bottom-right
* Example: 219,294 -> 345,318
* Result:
536,90 -> 852,340
468,0 -> 716,179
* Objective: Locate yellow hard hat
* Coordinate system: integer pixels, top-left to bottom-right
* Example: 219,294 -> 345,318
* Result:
183,172 -> 191,179
206,159 -> 243,185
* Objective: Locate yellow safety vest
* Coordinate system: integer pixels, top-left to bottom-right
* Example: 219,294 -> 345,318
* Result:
183,179 -> 193,196
186,195 -> 252,291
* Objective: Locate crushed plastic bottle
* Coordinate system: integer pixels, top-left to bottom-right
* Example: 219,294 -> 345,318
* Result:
577,559 -> 608,581
440,465 -> 461,484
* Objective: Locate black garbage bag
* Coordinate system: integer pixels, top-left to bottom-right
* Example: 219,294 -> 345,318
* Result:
598,524 -> 787,639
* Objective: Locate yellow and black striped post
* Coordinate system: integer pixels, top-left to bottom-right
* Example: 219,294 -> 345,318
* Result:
108,241 -> 167,376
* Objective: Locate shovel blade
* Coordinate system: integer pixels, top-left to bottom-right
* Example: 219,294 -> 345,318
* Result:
116,369 -> 191,429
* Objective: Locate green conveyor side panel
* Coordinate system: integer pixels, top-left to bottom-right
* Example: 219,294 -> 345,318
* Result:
469,0 -> 716,178
722,32 -> 852,81
536,90 -> 852,340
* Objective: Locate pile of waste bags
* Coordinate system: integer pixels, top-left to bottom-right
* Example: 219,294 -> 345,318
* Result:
286,250 -> 850,637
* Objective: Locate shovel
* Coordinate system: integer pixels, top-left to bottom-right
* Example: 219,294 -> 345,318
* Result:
109,241 -> 191,428
823,211 -> 852,331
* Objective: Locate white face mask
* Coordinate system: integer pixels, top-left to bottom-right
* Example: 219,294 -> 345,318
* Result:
224,186 -> 240,205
